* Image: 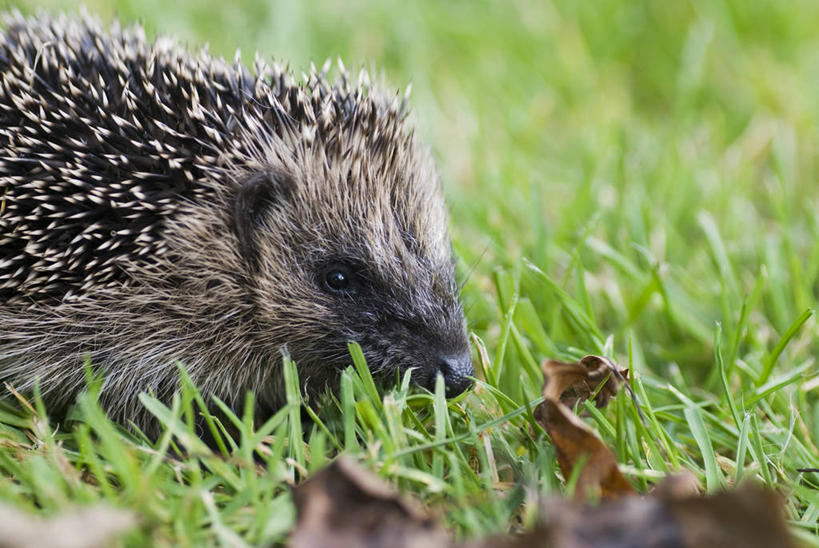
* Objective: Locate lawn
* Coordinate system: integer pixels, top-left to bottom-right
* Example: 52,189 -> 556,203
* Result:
2,0 -> 819,545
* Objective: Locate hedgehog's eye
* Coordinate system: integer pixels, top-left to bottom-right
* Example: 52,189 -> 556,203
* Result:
321,263 -> 359,294
325,270 -> 349,290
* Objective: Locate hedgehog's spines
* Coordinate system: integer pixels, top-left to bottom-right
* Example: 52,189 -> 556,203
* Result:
0,11 -> 421,304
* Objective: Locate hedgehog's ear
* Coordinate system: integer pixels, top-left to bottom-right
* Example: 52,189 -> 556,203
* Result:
232,170 -> 295,268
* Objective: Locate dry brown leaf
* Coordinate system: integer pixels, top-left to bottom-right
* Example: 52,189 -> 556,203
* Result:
541,355 -> 628,409
521,481 -> 796,548
291,461 -> 796,548
291,456 -> 450,548
535,399 -> 635,500
535,355 -> 634,500
661,483 -> 796,548
533,495 -> 681,548
0,504 -> 136,548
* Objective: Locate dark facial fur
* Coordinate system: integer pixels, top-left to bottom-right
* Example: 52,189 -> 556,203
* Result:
0,12 -> 472,432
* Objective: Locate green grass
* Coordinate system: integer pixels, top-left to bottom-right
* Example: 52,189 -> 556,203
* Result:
3,0 -> 819,545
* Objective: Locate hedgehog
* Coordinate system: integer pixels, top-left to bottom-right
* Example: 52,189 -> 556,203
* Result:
0,12 -> 473,433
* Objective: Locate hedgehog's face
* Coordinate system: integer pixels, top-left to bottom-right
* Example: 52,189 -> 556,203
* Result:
308,255 -> 472,396
231,144 -> 473,397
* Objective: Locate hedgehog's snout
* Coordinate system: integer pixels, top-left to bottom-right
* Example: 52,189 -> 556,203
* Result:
436,350 -> 474,397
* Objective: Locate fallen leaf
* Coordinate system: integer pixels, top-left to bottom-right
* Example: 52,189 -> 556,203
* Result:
535,399 -> 635,500
0,504 -> 136,548
525,481 -> 796,548
535,355 -> 634,500
661,483 -> 795,548
541,355 -> 628,410
291,456 -> 449,548
534,495 -> 681,548
291,460 -> 796,548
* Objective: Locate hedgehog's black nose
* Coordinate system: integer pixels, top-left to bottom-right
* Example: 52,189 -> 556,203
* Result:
437,351 -> 474,397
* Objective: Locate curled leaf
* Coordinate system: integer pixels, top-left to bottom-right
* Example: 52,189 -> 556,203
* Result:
535,399 -> 635,500
535,355 -> 634,500
542,355 -> 628,409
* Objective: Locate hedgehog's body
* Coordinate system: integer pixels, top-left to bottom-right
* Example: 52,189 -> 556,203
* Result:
0,13 -> 472,431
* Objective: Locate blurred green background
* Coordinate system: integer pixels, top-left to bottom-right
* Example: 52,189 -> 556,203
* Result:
9,0 -> 819,384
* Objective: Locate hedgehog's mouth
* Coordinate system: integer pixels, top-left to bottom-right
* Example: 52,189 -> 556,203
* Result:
430,350 -> 474,396
391,347 -> 473,396
348,322 -> 474,398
